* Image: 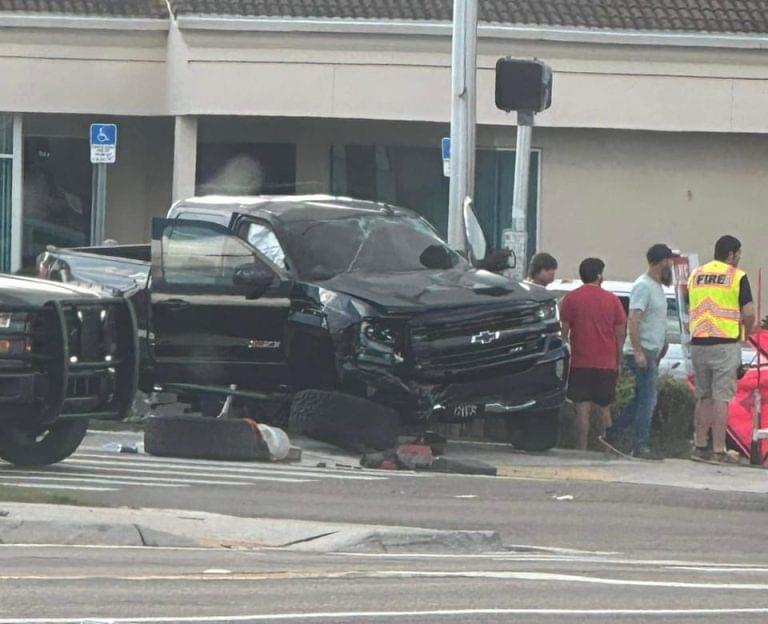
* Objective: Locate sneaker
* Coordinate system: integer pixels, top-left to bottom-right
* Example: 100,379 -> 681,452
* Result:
712,450 -> 743,465
691,446 -> 713,462
633,447 -> 664,461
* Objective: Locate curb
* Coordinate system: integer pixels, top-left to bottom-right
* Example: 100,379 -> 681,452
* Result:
0,503 -> 501,553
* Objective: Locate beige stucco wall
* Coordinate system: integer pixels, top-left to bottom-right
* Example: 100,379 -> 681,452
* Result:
2,21 -> 768,134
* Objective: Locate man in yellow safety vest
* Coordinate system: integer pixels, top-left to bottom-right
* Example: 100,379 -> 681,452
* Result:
688,235 -> 755,463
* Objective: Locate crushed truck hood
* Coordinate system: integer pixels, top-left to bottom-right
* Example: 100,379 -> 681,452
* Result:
321,269 -> 553,313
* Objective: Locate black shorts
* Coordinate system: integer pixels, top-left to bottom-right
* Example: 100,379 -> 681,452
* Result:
567,368 -> 618,407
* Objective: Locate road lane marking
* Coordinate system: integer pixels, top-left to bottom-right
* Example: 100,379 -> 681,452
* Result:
69,455 -> 388,481
2,468 -> 264,488
375,570 -> 768,589
5,607 -> 768,622
0,474 -> 182,488
0,482 -> 117,492
54,461 -> 312,484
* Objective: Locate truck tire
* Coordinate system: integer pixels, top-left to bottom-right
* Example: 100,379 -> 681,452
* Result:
289,390 -> 399,452
144,415 -> 271,461
515,408 -> 560,452
0,419 -> 89,466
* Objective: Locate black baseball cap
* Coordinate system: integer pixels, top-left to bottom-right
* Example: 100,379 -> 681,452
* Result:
646,244 -> 678,264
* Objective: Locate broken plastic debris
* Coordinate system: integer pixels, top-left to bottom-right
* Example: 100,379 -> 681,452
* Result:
552,494 -> 574,501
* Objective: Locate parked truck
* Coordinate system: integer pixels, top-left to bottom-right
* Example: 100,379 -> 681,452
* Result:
0,275 -> 137,465
39,195 -> 569,450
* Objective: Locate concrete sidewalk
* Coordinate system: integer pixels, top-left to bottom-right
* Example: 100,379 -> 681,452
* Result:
445,441 -> 768,495
0,502 -> 501,552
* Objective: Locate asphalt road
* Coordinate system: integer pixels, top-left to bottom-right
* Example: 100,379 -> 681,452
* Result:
3,544 -> 768,622
2,429 -> 768,622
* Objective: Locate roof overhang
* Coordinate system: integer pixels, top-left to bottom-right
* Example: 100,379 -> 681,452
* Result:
0,13 -> 170,31
176,15 -> 768,50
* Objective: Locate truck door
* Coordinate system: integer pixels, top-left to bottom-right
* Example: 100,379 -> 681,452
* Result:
149,218 -> 292,391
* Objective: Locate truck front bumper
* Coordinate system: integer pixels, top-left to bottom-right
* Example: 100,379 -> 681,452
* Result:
342,347 -> 569,423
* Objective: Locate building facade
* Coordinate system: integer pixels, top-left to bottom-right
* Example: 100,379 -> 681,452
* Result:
0,0 -> 767,303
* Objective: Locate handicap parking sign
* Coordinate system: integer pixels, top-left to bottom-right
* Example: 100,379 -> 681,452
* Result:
90,123 -> 118,164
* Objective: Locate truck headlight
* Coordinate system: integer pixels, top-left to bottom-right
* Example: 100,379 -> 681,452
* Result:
537,300 -> 558,322
361,320 -> 396,348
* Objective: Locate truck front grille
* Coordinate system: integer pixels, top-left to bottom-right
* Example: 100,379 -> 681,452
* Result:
408,303 -> 546,381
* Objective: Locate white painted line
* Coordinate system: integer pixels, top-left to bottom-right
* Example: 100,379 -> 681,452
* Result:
375,570 -> 768,590
0,474 -> 183,488
4,607 -> 768,622
0,544 -> 227,552
0,482 -> 117,492
5,468 -> 259,488
73,453 -> 390,480
55,461 -> 312,484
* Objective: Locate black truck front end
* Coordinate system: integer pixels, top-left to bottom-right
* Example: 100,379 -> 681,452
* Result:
340,298 -> 568,425
0,277 -> 139,465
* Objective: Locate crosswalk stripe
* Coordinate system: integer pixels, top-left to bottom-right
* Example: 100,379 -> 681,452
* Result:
60,460 -> 313,484
0,473 -> 187,488
77,449 -> 419,478
0,482 -> 117,492
69,453 -> 387,481
2,468 -> 255,487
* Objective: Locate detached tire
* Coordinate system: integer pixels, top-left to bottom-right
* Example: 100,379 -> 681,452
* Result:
144,415 -> 270,461
515,408 -> 560,452
289,390 -> 399,452
0,419 -> 89,466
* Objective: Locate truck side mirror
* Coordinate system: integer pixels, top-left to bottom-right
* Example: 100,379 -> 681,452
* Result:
233,261 -> 275,299
462,198 -> 487,265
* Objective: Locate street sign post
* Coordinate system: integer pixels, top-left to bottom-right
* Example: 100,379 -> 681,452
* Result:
89,123 -> 117,246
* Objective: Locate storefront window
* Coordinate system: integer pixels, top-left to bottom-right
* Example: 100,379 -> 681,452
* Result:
0,114 -> 12,272
196,142 -> 296,196
331,145 -> 539,260
22,136 -> 91,268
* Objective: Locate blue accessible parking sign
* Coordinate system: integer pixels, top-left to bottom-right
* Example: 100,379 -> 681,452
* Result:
90,123 -> 118,164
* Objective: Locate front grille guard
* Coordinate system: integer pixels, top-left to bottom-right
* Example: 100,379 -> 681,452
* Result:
0,298 -> 138,423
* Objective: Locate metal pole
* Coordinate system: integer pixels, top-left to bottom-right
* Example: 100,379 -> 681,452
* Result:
447,0 -> 478,252
511,111 -> 534,276
90,164 -> 107,245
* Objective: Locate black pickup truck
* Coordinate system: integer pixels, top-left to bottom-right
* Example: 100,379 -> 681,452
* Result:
0,276 -> 137,465
39,196 -> 569,450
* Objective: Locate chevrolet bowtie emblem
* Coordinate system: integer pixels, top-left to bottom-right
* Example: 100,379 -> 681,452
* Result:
470,330 -> 501,345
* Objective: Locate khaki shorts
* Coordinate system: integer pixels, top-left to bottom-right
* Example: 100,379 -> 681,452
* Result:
690,343 -> 741,402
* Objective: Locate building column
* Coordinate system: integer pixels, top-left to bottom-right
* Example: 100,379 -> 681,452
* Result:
172,115 -> 197,203
10,113 -> 22,273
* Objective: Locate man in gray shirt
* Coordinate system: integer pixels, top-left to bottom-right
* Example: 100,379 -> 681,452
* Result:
603,244 -> 675,459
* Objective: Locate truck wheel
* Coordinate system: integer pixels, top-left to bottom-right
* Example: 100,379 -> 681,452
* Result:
0,419 -> 89,466
289,390 -> 399,453
144,415 -> 271,461
515,408 -> 560,452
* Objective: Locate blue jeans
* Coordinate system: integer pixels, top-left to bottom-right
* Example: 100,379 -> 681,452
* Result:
609,349 -> 660,451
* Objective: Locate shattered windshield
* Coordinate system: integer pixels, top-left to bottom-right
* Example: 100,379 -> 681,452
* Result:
282,215 -> 465,281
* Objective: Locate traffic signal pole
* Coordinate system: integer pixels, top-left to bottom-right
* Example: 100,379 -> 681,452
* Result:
511,111 -> 534,276
447,0 -> 478,252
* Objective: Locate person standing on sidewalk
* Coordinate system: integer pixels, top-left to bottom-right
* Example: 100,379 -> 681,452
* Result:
526,252 -> 559,287
689,235 -> 755,463
604,244 -> 676,460
560,258 -> 627,450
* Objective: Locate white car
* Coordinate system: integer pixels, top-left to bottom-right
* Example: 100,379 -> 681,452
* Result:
548,279 -> 755,380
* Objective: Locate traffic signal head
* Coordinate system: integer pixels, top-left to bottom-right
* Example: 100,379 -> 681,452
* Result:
495,58 -> 553,113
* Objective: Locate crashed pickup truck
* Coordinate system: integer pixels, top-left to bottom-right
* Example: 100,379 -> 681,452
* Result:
0,275 -> 137,465
39,195 -> 568,450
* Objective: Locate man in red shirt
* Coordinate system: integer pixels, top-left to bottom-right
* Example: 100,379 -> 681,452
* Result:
560,258 -> 627,450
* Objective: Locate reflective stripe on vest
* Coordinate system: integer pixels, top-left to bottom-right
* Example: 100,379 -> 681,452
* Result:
687,260 -> 744,339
